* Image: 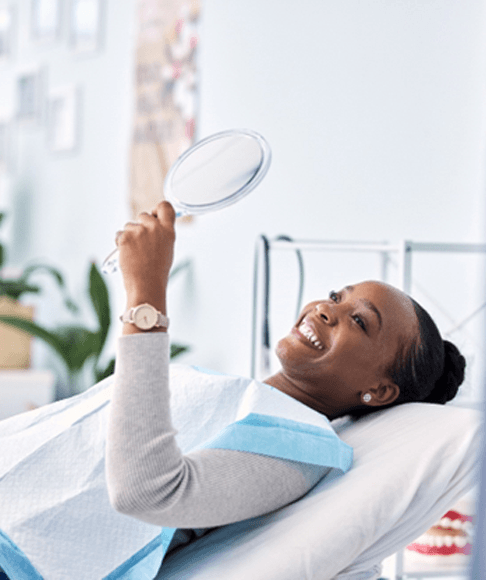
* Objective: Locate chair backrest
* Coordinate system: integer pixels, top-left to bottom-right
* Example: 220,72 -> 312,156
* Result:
160,402 -> 481,580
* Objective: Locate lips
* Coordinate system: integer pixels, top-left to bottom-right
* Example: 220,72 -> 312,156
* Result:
296,318 -> 324,350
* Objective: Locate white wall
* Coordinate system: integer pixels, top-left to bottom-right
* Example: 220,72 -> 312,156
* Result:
170,0 -> 486,395
0,0 -> 137,385
1,1 -> 485,397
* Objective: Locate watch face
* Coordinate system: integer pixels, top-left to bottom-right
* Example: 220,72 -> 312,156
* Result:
134,305 -> 158,329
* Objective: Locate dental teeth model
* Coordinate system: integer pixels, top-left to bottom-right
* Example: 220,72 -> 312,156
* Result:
406,505 -> 474,568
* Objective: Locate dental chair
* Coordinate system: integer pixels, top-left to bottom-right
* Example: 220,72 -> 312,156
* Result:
158,402 -> 480,580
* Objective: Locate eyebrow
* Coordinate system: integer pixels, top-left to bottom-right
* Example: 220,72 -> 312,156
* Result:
344,285 -> 383,330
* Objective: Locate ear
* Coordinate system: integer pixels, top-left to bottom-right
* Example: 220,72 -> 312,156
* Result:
361,381 -> 400,407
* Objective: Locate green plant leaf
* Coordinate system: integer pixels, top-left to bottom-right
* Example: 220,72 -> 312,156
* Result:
0,316 -> 71,368
63,298 -> 79,314
22,264 -> 79,313
95,357 -> 116,382
170,343 -> 190,359
0,280 -> 41,300
88,263 -> 111,352
53,325 -> 102,371
23,264 -> 64,287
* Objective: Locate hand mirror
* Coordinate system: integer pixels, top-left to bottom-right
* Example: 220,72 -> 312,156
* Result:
102,129 -> 271,274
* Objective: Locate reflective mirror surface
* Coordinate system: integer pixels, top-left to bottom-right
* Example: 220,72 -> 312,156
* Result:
164,129 -> 271,214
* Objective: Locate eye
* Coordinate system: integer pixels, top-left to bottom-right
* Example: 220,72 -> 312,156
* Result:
352,314 -> 367,332
329,291 -> 339,302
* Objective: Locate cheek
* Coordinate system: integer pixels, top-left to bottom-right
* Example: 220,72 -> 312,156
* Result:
349,341 -> 395,384
329,341 -> 383,383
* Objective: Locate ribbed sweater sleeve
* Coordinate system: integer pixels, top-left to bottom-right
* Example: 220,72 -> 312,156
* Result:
105,333 -> 328,529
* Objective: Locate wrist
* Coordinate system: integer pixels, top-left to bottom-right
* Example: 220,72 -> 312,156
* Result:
125,296 -> 167,315
121,303 -> 169,335
123,324 -> 166,335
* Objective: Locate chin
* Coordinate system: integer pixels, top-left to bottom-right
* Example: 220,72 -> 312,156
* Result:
274,338 -> 287,363
274,334 -> 302,360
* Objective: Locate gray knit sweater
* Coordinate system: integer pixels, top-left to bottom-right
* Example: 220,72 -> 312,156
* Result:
105,333 -> 329,551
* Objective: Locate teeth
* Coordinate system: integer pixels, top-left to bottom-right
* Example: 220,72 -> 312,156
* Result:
416,534 -> 470,549
438,517 -> 473,534
298,321 -> 323,350
455,536 -> 468,548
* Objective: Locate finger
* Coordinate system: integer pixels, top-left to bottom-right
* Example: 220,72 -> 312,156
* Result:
115,230 -> 124,246
154,201 -> 176,226
137,212 -> 158,227
123,221 -> 143,231
117,222 -> 143,244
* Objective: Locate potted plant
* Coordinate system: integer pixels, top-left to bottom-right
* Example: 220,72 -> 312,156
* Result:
0,247 -> 191,397
0,258 -> 109,396
0,212 -> 77,370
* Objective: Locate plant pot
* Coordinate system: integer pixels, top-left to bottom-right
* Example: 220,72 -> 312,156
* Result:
0,296 -> 34,369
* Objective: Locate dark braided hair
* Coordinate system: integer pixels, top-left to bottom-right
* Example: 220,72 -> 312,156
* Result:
352,297 -> 466,418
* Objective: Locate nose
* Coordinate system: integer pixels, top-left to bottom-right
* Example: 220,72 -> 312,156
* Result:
315,302 -> 336,325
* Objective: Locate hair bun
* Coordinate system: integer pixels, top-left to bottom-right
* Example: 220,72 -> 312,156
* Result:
423,340 -> 466,404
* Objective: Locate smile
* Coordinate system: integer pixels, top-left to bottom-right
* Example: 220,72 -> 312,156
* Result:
298,320 -> 323,350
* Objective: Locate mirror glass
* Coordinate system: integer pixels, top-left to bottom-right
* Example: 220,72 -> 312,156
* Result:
101,129 -> 271,274
164,129 -> 271,214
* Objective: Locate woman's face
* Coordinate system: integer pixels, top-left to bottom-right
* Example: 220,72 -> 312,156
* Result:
274,281 -> 419,415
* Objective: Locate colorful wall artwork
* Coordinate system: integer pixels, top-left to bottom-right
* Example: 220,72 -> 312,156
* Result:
130,0 -> 200,218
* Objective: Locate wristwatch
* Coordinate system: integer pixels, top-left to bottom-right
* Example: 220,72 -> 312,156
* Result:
120,304 -> 169,330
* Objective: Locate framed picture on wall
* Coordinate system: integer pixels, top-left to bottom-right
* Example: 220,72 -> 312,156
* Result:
17,69 -> 45,123
0,3 -> 14,62
69,0 -> 104,55
31,0 -> 62,44
47,85 -> 80,152
0,119 -> 16,173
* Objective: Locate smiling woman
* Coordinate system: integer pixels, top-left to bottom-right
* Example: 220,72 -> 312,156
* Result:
0,202 -> 468,579
104,202 -> 467,573
266,281 -> 465,420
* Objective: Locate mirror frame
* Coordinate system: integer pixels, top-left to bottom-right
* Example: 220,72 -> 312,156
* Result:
164,128 -> 272,215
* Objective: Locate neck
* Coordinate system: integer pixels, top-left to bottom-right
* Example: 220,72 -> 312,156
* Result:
263,371 -> 342,420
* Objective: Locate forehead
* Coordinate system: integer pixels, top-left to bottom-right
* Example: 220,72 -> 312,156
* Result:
350,280 -> 418,337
